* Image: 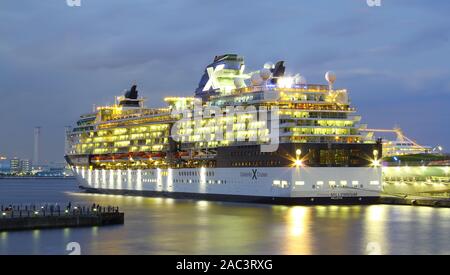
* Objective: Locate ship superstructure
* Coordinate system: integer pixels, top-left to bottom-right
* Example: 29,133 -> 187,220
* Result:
66,54 -> 382,204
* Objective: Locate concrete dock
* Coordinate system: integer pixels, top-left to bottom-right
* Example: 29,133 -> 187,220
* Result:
0,204 -> 124,231
380,196 -> 450,207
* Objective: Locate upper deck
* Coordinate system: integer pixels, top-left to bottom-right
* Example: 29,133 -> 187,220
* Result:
66,54 -> 375,169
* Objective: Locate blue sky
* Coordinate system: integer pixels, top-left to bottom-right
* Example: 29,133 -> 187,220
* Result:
1,0 -> 449,162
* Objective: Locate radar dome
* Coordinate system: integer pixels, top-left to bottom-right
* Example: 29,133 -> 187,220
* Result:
251,73 -> 263,86
234,78 -> 245,88
260,68 -> 272,80
325,71 -> 336,84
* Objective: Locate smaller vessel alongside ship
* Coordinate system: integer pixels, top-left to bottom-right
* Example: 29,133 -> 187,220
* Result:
361,127 -> 434,157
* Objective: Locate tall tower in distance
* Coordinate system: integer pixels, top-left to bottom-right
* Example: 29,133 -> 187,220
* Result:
34,126 -> 41,166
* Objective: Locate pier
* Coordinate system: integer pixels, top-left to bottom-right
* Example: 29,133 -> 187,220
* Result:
380,196 -> 450,207
0,203 -> 124,231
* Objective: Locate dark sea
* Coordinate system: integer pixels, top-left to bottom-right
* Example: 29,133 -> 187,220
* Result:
0,178 -> 449,255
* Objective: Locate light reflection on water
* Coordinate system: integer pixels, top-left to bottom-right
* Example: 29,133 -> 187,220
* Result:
1,179 -> 450,255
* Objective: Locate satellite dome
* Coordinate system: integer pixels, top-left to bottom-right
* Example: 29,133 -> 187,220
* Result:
263,62 -> 274,69
234,77 -> 245,88
259,68 -> 272,80
251,73 -> 263,86
325,71 -> 336,84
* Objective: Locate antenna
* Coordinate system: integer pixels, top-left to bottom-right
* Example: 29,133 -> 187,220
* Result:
33,127 -> 41,166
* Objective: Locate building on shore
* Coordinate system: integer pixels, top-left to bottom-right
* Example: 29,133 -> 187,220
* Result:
9,158 -> 32,175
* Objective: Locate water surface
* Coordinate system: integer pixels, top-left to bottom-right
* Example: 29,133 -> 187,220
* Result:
0,179 -> 449,255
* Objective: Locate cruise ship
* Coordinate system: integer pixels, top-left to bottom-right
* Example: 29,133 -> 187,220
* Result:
65,54 -> 382,204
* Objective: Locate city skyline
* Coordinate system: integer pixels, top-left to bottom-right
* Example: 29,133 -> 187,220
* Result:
1,0 -> 450,162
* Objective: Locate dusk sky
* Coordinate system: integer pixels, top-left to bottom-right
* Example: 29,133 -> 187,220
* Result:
1,0 -> 449,163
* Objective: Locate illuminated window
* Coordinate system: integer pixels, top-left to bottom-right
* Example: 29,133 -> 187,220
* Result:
340,180 -> 348,186
329,181 -> 336,187
352,180 -> 359,186
370,180 -> 380,185
295,181 -> 305,186
317,181 -> 324,186
273,180 -> 281,186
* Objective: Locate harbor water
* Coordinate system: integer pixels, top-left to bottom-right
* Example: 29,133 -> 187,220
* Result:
1,178 -> 450,255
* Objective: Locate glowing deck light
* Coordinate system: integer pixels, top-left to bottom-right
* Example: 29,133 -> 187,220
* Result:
109,170 -> 114,189
97,169 -> 102,187
87,169 -> 92,186
117,169 -> 122,189
371,159 -> 380,167
2,212 -> 6,216
127,169 -> 132,190
137,169 -> 142,191
157,168 -> 162,191
294,159 -> 303,167
102,169 -> 107,188
200,167 -> 206,193
167,168 -> 173,192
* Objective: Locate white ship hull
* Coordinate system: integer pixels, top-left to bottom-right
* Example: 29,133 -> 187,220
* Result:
73,166 -> 382,204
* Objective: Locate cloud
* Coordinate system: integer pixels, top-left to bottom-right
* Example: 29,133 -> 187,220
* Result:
1,0 -> 450,162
